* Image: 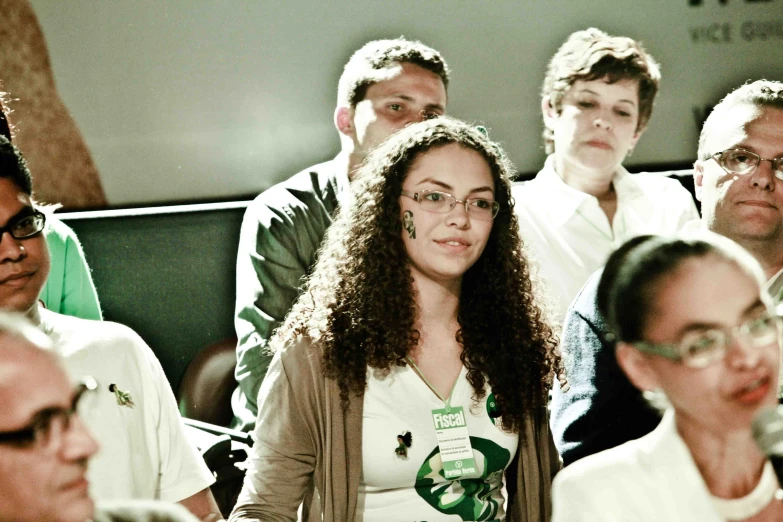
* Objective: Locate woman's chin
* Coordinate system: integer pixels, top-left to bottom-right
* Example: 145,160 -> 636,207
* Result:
562,149 -> 625,178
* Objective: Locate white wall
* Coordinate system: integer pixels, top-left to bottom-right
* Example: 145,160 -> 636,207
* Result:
30,0 -> 783,206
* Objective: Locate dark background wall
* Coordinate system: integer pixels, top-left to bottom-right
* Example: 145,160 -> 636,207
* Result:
61,202 -> 247,393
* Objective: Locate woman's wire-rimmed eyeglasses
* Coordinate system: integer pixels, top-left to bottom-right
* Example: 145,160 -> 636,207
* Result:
401,190 -> 499,221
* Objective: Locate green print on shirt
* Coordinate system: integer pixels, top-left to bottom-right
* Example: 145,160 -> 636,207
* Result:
415,436 -> 510,521
486,393 -> 500,426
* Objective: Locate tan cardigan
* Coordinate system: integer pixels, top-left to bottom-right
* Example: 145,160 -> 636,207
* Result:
229,337 -> 561,522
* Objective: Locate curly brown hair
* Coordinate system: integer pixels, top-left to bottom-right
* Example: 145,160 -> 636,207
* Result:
273,116 -> 560,433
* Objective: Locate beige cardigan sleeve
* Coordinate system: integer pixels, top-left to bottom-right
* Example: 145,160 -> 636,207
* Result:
508,406 -> 562,522
229,336 -> 557,522
228,337 -> 361,522
229,343 -> 318,522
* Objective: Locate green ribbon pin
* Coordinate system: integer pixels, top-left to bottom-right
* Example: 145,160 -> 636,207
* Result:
109,383 -> 135,408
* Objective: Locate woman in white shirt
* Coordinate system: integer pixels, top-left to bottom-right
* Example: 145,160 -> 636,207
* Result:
552,233 -> 783,522
230,117 -> 562,522
513,28 -> 698,319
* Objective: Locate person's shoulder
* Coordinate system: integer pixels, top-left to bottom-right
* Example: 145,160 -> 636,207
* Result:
511,173 -> 550,201
276,334 -> 323,368
92,500 -> 199,522
265,334 -> 330,394
568,269 -> 603,318
44,214 -> 78,242
554,435 -> 648,490
44,309 -> 136,338
252,159 -> 341,208
628,171 -> 693,197
242,160 -> 344,233
43,310 -> 145,354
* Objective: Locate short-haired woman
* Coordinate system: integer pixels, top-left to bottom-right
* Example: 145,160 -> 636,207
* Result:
514,28 -> 699,319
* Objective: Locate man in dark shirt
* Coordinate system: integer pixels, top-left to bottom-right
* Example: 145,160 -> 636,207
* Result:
232,37 -> 450,429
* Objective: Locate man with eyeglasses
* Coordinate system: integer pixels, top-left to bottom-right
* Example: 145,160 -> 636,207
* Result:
551,79 -> 783,468
232,37 -> 450,430
695,80 -> 783,298
0,136 -> 222,520
0,312 -> 200,522
0,97 -> 102,321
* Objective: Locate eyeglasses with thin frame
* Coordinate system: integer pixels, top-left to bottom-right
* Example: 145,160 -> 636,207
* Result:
400,190 -> 500,221
0,210 -> 47,241
632,313 -> 783,369
0,376 -> 97,452
711,148 -> 783,180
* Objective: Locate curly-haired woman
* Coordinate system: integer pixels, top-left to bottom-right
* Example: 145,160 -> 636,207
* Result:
229,117 -> 562,522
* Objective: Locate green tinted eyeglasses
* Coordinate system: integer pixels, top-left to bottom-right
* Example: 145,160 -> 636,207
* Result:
0,376 -> 97,452
401,190 -> 500,221
0,210 -> 47,240
632,313 -> 783,369
712,148 -> 783,180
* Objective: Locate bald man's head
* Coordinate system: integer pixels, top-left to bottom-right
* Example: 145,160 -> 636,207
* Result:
0,313 -> 99,522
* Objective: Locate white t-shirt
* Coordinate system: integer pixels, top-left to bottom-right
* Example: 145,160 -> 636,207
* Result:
358,364 -> 518,521
551,410 -> 726,522
39,308 -> 215,503
513,156 -> 699,320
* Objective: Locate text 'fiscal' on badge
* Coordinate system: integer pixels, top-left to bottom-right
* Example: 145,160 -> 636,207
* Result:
431,406 -> 477,479
433,410 -> 466,429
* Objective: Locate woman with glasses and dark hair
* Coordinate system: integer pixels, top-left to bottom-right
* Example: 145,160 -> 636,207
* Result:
552,233 -> 783,521
513,28 -> 698,320
230,117 -> 562,522
693,80 -> 783,303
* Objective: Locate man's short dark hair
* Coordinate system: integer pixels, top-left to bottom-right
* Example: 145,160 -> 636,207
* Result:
336,37 -> 450,108
697,80 -> 783,161
541,28 -> 661,154
0,136 -> 33,195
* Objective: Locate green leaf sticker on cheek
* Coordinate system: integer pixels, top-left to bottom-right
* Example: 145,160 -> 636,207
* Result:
403,210 -> 416,239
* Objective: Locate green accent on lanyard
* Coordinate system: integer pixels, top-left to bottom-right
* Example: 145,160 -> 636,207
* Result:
406,356 -> 459,412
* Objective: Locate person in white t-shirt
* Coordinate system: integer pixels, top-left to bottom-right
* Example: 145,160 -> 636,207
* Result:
513,28 -> 698,320
0,136 -> 221,521
552,233 -> 783,521
230,117 -> 562,522
0,312 -> 201,522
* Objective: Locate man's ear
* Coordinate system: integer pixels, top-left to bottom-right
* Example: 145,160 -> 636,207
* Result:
693,160 -> 705,202
616,342 -> 661,392
541,96 -> 558,129
335,106 -> 355,138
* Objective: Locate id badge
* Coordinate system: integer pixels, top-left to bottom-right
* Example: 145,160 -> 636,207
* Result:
431,406 -> 477,479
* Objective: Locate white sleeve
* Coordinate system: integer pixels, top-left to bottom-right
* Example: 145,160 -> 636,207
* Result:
551,471 -> 618,522
134,331 -> 216,502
